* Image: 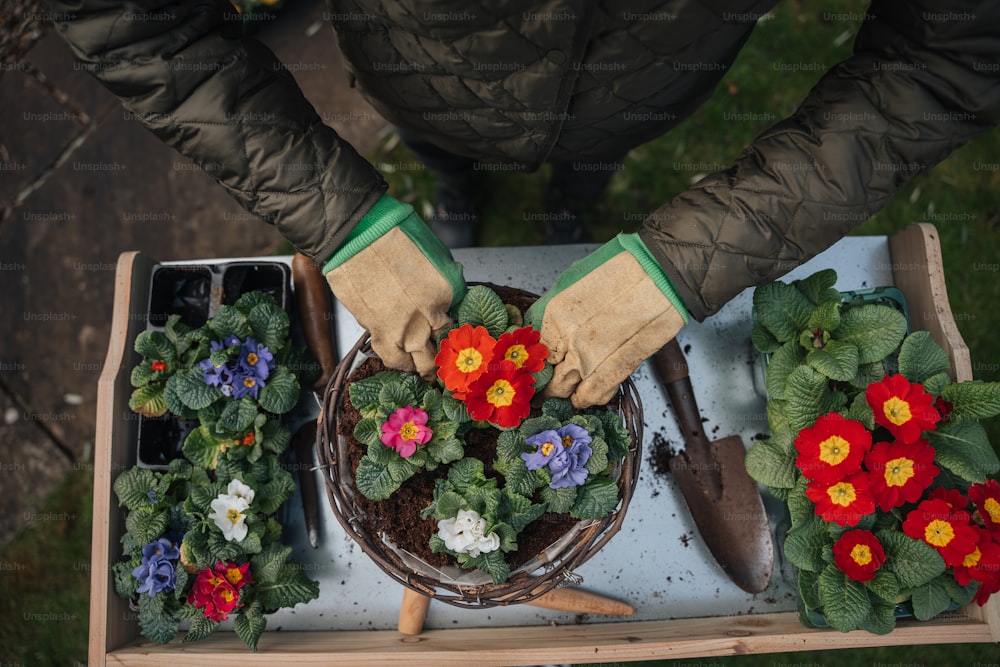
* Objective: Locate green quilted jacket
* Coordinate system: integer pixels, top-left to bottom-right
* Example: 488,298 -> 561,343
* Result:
47,0 -> 1000,319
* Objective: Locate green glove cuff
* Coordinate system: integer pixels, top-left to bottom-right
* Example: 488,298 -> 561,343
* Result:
322,194 -> 467,308
527,233 -> 689,326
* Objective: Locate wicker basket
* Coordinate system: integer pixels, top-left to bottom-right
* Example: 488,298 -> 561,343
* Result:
318,304 -> 643,609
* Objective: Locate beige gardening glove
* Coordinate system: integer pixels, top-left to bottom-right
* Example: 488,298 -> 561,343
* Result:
324,195 -> 466,377
525,234 -> 688,408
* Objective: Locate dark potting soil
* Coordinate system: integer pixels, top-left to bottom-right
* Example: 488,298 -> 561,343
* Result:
336,284 -> 578,574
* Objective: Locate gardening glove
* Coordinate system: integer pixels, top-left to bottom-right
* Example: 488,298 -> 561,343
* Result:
323,194 -> 466,377
525,233 -> 689,408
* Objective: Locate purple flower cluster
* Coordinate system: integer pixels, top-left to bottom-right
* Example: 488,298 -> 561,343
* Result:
132,536 -> 181,596
522,423 -> 593,489
198,335 -> 275,400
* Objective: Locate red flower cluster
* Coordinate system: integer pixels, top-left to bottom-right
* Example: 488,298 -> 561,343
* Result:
796,376 -> 943,527
187,561 -> 252,621
793,375 -> 1000,602
435,324 -> 548,428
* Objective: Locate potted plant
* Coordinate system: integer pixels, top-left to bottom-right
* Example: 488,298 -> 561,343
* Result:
113,290 -> 319,650
746,268 -> 1000,633
320,285 -> 641,604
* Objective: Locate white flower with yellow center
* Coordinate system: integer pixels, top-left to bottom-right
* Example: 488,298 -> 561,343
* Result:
437,509 -> 501,557
209,494 -> 251,542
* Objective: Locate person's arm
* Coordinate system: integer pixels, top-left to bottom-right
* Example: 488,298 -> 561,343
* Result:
640,0 -> 1000,321
45,0 -> 385,262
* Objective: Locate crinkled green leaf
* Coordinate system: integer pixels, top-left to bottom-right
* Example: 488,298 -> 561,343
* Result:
502,491 -> 545,533
911,574 -> 954,621
571,477 -> 619,519
751,324 -> 781,354
807,300 -> 842,332
849,361 -> 887,390
817,565 -> 872,632
496,457 -> 538,497
423,489 -> 466,521
135,330 -> 177,365
447,457 -> 487,492
928,419 -> 1000,483
137,590 -> 179,643
897,331 -> 951,384
864,568 -> 901,604
840,390 -> 875,431
258,366 -> 299,415
922,372 -> 951,396
379,381 -> 416,410
497,429 -> 527,462
247,301 -> 289,352
126,510 -> 169,549
595,410 -> 631,462
255,562 -> 319,611
753,281 -> 815,342
250,543 -> 292,585
806,339 -> 859,382
745,436 -> 797,489
234,601 -> 267,652
877,530 -> 945,589
541,397 -> 575,422
441,393 -> 471,423
182,615 -> 220,643
130,361 -> 157,389
942,380 -> 1000,421
584,437 -> 609,475
765,340 -> 805,400
860,596 -> 897,635
168,369 -> 221,411
427,437 -> 464,465
532,362 -> 554,393
353,459 -> 397,501
792,269 -> 840,306
833,304 -> 907,365
797,567 -> 821,612
783,516 -> 831,572
354,417 -> 384,450
182,425 -> 224,470
218,396 -> 258,434
260,420 -> 290,455
784,365 -> 847,433
786,476 -> 813,526
456,285 -> 509,337
114,467 -> 160,511
467,548 -> 509,585
208,304 -> 251,339
113,560 -> 140,599
254,469 -> 297,514
541,484 -> 577,514
518,415 -> 562,439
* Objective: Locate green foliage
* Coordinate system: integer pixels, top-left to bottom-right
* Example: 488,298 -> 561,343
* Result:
455,285 -> 509,337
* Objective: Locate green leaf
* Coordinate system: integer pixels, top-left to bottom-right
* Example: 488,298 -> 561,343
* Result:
424,489 -> 466,520
496,429 -> 527,462
502,491 -> 545,533
911,574 -> 954,621
182,615 -> 220,643
248,301 -> 290,352
518,415 -> 562,438
258,366 -> 299,415
379,381 -> 416,410
783,516 -> 831,572
595,410 -> 631,462
817,565 -> 872,632
125,508 -> 170,547
584,437 -> 609,475
792,269 -> 840,305
130,361 -> 156,389
942,381 -> 1000,421
897,331 -> 951,383
849,361 -> 887,390
840,391 -> 875,431
864,568 -> 901,604
254,469 -> 298,515
541,484 -> 577,514
860,596 -> 897,635
753,281 -> 815,342
764,340 -> 805,400
833,304 -> 907,365
541,397 -> 575,422
571,477 -> 619,519
387,457 -> 419,485
182,425 -> 224,470
260,420 -> 291,455
797,567 -> 822,611
472,548 -> 510,585
877,530 -> 945,589
786,476 -> 813,526
744,437 -> 797,489
256,563 -> 320,611
806,339 -> 859,382
784,365 -> 847,433
922,372 -> 951,396
250,543 -> 293,585
114,468 -> 160,511
354,458 -> 398,500
113,561 -> 140,599
456,285 -> 509,337
447,457 -> 487,492
234,290 -> 277,313
807,300 -> 842,332
234,603 -> 267,652
497,457 -> 538,496
209,304 -> 251,339
137,591 -> 179,643
427,437 -> 465,465
532,362 -> 554,393
928,419 -> 1000,483
218,396 -> 258,434
135,330 -> 177,365
750,324 -> 781,354
168,369 -> 221,411
354,417 -> 384,450
441,393 -> 471,423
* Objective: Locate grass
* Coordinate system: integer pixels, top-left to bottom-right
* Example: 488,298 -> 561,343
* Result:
3,0 -> 998,664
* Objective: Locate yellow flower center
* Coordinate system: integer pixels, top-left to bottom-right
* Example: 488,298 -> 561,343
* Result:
504,344 -> 529,368
561,435 -> 574,448
225,567 -> 243,585
924,519 -> 955,548
827,482 -> 857,507
398,421 -> 419,441
208,575 -> 225,588
850,543 -> 873,566
541,442 -> 555,456
883,396 -> 913,426
963,546 -> 982,568
219,587 -> 236,603
456,347 -> 484,373
818,435 -> 851,466
243,377 -> 256,388
486,379 -> 515,408
226,508 -> 243,526
884,457 -> 916,487
246,352 -> 258,365
984,497 -> 1000,524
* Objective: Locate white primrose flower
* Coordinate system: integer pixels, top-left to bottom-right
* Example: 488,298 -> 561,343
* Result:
437,509 -> 500,557
208,494 -> 250,542
225,478 -> 256,505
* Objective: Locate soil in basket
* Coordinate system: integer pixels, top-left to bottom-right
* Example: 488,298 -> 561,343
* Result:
338,350 -> 577,573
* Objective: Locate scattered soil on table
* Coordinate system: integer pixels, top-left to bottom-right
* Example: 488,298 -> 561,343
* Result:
335,285 -> 577,573
647,431 -> 678,481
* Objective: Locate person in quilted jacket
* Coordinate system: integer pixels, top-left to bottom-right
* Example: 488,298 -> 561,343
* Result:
46,1 -> 1000,407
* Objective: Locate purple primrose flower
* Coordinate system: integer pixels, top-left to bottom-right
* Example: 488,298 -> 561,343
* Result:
522,424 -> 593,489
132,537 -> 181,596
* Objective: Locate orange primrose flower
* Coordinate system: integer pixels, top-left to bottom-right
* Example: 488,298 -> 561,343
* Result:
435,324 -> 496,398
492,326 -> 548,373
465,360 -> 534,428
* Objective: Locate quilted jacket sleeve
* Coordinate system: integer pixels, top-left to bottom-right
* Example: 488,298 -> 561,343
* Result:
639,0 -> 1000,321
44,0 -> 386,263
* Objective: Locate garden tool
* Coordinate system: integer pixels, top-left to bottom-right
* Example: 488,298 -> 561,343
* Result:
651,338 -> 774,594
398,584 -> 634,635
290,253 -> 341,548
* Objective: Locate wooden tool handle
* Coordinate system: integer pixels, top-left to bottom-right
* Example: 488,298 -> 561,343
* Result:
652,339 -> 708,449
291,253 -> 338,391
524,587 -> 633,616
398,588 -> 432,636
